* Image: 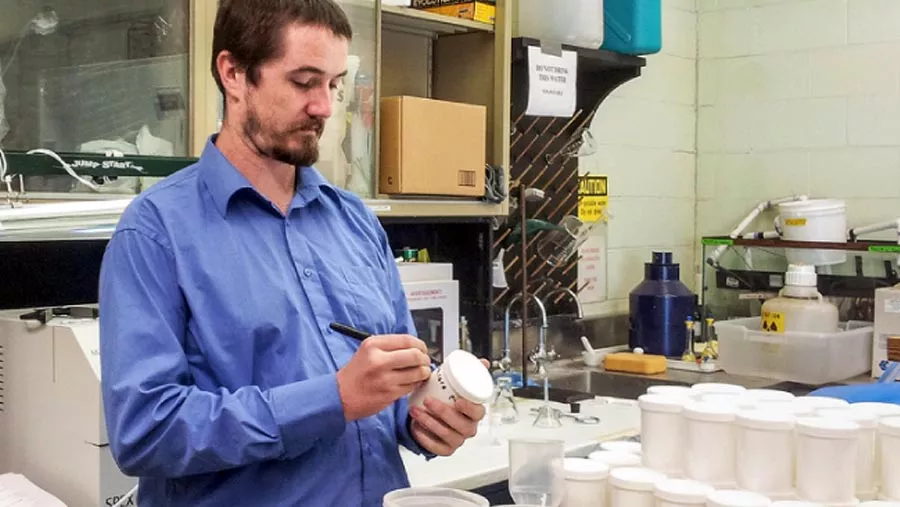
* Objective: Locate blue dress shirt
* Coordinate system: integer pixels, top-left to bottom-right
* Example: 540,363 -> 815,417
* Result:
99,137 -> 430,507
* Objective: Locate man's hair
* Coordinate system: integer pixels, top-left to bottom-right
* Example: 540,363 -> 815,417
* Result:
211,0 -> 353,95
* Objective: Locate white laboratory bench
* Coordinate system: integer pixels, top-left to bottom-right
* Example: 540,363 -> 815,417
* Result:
401,397 -> 641,491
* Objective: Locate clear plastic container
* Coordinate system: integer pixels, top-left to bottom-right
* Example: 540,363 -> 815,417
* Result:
683,401 -> 738,488
638,394 -> 685,475
715,317 -> 874,385
516,0 -> 605,49
561,458 -> 609,507
735,410 -> 797,499
382,488 -> 490,507
609,467 -> 666,507
795,417 -> 859,504
508,438 -> 566,507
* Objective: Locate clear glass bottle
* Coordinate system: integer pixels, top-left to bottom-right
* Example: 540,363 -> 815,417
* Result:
491,376 -> 519,424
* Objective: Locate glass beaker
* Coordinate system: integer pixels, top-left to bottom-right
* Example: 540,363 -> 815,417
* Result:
508,438 -> 565,507
492,377 -> 519,424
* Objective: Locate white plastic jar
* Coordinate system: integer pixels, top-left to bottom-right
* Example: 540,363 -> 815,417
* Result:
683,401 -> 738,487
755,400 -> 816,417
795,417 -> 859,504
648,385 -> 695,399
653,478 -> 714,507
707,490 -> 772,507
854,403 -> 900,491
561,458 -> 609,507
599,440 -> 642,456
735,410 -> 797,499
793,396 -> 850,413
741,389 -> 796,404
691,382 -> 747,396
860,502 -> 900,506
608,467 -> 666,507
409,350 -> 494,409
638,394 -> 685,476
879,416 -> 900,501
588,450 -> 641,469
770,502 -> 824,507
818,407 -> 879,500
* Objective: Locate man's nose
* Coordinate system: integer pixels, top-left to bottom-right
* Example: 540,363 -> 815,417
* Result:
307,85 -> 334,119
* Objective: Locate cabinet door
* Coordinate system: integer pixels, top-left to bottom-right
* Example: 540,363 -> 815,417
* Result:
0,0 -> 193,194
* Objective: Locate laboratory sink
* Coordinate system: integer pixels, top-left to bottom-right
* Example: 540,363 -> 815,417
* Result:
549,371 -> 691,400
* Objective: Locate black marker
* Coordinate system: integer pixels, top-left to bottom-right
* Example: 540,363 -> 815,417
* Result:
329,322 -> 370,341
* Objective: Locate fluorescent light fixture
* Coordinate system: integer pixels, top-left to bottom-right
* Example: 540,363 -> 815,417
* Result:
0,198 -> 132,236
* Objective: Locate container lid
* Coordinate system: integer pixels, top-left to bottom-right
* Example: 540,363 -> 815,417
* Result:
754,400 -> 815,417
588,450 -> 642,468
770,502 -> 825,507
691,382 -> 747,395
653,478 -> 714,503
778,198 -> 846,212
700,393 -> 748,408
609,467 -> 667,491
817,407 -> 878,429
785,264 -> 817,287
684,400 -> 739,422
442,350 -> 494,404
879,416 -> 900,437
858,502 -> 900,507
736,409 -> 796,430
796,417 -> 860,438
382,487 -> 490,507
638,393 -> 685,413
851,402 -> 900,419
647,385 -> 694,398
600,440 -> 642,456
563,457 -> 610,480
741,389 -> 796,404
707,490 -> 773,507
794,396 -> 850,412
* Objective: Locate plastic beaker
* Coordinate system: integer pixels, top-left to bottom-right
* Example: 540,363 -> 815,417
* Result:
508,438 -> 566,507
382,487 -> 489,507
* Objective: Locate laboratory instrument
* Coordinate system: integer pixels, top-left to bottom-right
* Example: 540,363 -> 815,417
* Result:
759,264 -> 839,334
683,401 -> 738,488
560,458 -> 609,507
637,393 -> 685,476
608,467 -> 666,507
795,417 -> 859,504
382,487 -> 489,507
652,478 -> 714,507
408,350 -> 493,409
734,410 -> 796,499
507,438 -> 566,507
628,251 -> 697,357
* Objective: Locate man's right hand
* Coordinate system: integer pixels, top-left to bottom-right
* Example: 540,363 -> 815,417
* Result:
336,335 -> 432,421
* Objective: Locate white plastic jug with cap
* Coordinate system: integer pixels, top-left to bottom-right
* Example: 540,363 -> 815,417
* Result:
760,264 -> 839,334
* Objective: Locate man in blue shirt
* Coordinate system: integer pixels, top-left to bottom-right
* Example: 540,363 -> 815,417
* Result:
98,1 -> 486,505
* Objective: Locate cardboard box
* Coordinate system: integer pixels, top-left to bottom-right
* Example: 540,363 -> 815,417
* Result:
379,96 -> 486,197
423,2 -> 495,24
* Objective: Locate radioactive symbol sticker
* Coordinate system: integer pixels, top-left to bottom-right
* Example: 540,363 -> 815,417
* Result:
761,311 -> 785,333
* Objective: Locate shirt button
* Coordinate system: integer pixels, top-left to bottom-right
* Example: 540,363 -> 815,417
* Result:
303,268 -> 313,278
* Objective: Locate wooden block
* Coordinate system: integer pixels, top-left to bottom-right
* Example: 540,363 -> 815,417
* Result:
603,352 -> 668,375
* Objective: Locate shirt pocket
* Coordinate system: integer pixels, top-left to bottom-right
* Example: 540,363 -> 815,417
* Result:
337,265 -> 397,336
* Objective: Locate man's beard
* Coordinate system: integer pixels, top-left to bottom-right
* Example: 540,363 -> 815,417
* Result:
243,108 -> 323,167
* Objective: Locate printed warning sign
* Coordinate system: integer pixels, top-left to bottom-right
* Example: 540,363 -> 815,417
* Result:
761,311 -> 785,333
578,175 -> 608,223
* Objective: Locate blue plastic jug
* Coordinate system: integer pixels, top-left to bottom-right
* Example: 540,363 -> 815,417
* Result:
602,0 -> 662,56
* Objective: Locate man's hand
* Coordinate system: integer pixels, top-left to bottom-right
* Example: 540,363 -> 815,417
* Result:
336,335 -> 432,421
408,358 -> 490,456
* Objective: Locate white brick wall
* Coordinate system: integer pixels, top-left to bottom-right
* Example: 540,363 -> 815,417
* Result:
582,1 -> 698,317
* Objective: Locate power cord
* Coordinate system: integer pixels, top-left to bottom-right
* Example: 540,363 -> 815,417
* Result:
482,164 -> 507,204
27,148 -> 100,191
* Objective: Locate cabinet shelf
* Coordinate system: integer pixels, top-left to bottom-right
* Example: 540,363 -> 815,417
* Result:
381,5 -> 494,35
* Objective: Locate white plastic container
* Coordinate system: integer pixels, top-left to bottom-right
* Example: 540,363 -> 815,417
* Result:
588,450 -> 641,469
818,408 -> 879,500
741,389 -> 796,404
715,317 -> 874,385
515,0 -> 605,49
760,264 -> 839,334
609,467 -> 666,507
777,199 -> 847,266
561,458 -> 609,507
409,350 -> 494,409
383,487 -> 490,507
638,394 -> 685,475
735,410 -> 797,499
654,478 -> 715,507
795,417 -> 860,504
647,385 -> 695,399
691,383 -> 747,396
770,502 -> 824,507
860,502 -> 900,506
755,400 -> 817,417
683,401 -> 738,488
707,490 -> 772,507
794,396 -> 850,413
879,417 -> 900,501
599,441 -> 642,456
853,402 -> 900,491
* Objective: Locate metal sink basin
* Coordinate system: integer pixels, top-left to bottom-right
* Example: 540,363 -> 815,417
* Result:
548,371 -> 692,400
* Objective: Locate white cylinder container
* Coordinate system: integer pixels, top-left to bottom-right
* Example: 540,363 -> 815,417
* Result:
778,199 -> 847,266
707,490 -> 772,507
741,389 -> 796,404
648,385 -> 695,399
599,441 -> 642,456
855,403 -> 900,491
588,450 -> 641,470
654,478 -> 714,507
860,502 -> 900,506
770,502 -> 825,507
796,417 -> 860,505
561,458 -> 609,507
735,410 -> 797,499
408,350 -> 494,408
638,394 -> 685,476
609,467 -> 666,507
793,396 -> 850,413
683,401 -> 738,487
818,407 -> 879,500
879,417 -> 900,501
691,383 -> 747,396
755,400 -> 817,417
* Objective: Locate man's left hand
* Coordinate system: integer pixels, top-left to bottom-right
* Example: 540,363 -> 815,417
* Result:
408,358 -> 490,456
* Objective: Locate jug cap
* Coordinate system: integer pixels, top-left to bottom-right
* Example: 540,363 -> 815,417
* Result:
442,350 -> 494,404
786,264 -> 817,287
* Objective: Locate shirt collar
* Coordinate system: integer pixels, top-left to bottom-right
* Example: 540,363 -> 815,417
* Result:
198,135 -> 341,217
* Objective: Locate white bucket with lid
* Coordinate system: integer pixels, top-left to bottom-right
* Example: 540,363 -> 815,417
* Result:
382,487 -> 490,507
561,458 -> 610,507
777,199 -> 847,266
707,490 -> 772,507
609,467 -> 667,507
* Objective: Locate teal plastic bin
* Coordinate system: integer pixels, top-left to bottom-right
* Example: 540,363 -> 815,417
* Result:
601,0 -> 662,55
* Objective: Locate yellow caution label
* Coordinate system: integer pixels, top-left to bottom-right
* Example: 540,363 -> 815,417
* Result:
761,311 -> 785,333
578,175 -> 609,223
784,218 -> 807,226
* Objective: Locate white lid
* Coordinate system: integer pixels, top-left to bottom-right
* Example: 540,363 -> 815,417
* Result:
851,402 -> 900,418
684,401 -> 739,422
741,389 -> 795,403
600,440 -> 642,455
700,393 -> 751,408
691,383 -> 747,395
609,467 -> 667,491
563,457 -> 610,480
859,502 -> 900,506
382,487 -> 490,507
654,478 -> 715,503
794,396 -> 849,411
817,407 -> 878,429
442,350 -> 494,404
736,409 -> 796,430
638,393 -> 686,413
770,502 -> 825,507
879,416 -> 900,437
647,385 -> 694,398
755,400 -> 815,416
588,450 -> 642,468
796,416 -> 860,438
786,264 -> 817,287
707,490 -> 772,507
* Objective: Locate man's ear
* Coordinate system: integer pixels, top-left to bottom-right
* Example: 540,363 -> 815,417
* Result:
216,50 -> 247,106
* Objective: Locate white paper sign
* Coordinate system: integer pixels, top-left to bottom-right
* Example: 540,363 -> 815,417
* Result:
577,232 -> 607,304
525,46 -> 578,117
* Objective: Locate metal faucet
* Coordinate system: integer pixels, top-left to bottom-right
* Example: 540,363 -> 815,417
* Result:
542,286 -> 584,319
496,293 -> 556,378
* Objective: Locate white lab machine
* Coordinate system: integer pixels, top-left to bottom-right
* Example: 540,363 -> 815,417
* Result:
0,313 -> 136,507
396,262 -> 461,363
